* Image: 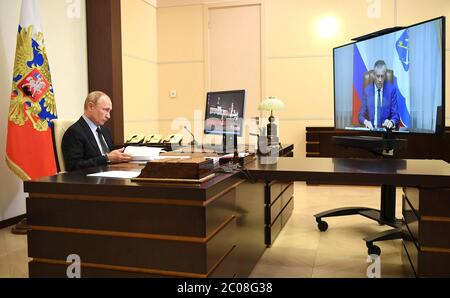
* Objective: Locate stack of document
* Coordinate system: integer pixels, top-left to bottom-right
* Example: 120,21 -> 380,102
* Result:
123,146 -> 164,161
87,171 -> 141,179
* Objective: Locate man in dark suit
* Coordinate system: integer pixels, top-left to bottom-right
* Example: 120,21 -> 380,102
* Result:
62,91 -> 132,171
359,60 -> 399,130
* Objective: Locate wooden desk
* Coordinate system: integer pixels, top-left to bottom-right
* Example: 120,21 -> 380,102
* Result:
245,157 -> 450,277
25,156 -> 450,277
25,144 -> 295,278
25,162 -> 273,278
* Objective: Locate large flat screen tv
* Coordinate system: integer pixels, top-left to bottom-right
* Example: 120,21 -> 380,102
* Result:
334,16 -> 445,134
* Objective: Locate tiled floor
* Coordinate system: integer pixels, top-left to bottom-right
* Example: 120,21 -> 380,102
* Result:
0,224 -> 29,278
250,183 -> 407,278
0,182 -> 408,278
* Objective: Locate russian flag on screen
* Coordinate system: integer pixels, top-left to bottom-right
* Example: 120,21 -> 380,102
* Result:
352,44 -> 367,125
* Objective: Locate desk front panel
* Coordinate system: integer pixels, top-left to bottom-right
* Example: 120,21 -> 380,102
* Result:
26,166 -> 246,278
402,187 -> 450,277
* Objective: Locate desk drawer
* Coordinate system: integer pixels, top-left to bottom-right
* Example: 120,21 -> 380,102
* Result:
401,242 -> 417,278
265,196 -> 282,225
265,214 -> 282,246
403,187 -> 420,216
403,195 -> 419,246
402,239 -> 419,276
419,250 -> 450,277
266,182 -> 293,204
265,196 -> 295,246
282,197 -> 294,227
264,183 -> 294,225
404,187 -> 450,217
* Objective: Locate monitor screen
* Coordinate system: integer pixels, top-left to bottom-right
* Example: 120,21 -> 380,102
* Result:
204,90 -> 245,136
334,17 -> 445,134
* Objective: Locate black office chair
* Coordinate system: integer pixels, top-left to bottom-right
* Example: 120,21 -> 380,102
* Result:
314,69 -> 404,256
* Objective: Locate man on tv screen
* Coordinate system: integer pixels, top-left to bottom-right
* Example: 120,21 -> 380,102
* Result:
358,60 -> 399,130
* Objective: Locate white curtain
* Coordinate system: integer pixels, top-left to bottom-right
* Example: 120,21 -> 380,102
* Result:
334,44 -> 354,129
409,20 -> 443,132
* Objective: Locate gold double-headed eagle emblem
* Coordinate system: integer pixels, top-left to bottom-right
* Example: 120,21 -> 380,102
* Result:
8,25 -> 57,132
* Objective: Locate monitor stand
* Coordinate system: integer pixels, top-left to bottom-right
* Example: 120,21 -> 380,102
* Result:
315,131 -> 408,256
222,133 -> 238,154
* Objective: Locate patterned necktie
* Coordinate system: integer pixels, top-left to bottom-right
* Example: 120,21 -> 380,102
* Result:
96,127 -> 110,154
377,89 -> 381,127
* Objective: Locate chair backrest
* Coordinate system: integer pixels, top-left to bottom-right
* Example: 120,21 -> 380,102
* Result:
363,69 -> 394,90
51,119 -> 77,173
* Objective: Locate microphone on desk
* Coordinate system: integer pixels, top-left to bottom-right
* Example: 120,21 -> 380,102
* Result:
184,126 -> 198,146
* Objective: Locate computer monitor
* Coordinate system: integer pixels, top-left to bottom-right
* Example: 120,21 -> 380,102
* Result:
204,89 -> 245,153
204,89 -> 246,136
333,16 -> 445,135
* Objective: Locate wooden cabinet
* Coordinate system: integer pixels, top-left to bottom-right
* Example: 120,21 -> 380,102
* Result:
262,144 -> 295,246
264,182 -> 294,246
402,187 -> 450,277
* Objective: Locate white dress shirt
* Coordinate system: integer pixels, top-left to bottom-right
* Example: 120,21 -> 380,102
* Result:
82,115 -> 109,155
373,84 -> 383,127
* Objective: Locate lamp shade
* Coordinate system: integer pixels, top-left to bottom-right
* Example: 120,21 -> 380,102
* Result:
258,97 -> 285,111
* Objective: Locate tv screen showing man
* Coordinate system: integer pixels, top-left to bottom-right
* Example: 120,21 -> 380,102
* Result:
333,17 -> 444,134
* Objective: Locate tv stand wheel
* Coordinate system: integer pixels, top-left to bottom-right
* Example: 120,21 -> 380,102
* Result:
367,244 -> 381,256
317,219 -> 328,232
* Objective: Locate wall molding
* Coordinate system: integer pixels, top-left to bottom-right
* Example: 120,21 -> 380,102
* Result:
125,118 -> 160,123
158,60 -> 204,65
122,52 -> 157,64
0,214 -> 26,229
268,54 -> 332,60
143,0 -> 157,8
157,0 -> 261,8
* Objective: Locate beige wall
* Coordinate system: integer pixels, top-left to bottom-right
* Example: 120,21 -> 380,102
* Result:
157,4 -> 205,139
156,0 -> 450,156
0,0 -> 88,221
121,0 -> 159,140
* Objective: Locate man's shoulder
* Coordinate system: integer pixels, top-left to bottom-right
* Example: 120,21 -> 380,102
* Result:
384,81 -> 397,89
383,82 -> 398,96
363,84 -> 374,94
64,117 -> 88,137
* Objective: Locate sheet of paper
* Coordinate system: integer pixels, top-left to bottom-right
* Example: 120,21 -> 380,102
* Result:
220,152 -> 250,158
87,171 -> 141,179
129,156 -> 192,164
123,146 -> 163,161
155,156 -> 191,160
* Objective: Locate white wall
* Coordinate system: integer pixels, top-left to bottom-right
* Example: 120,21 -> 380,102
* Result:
0,0 -> 88,221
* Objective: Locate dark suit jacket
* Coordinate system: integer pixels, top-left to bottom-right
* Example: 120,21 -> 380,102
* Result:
62,116 -> 114,171
358,82 -> 399,127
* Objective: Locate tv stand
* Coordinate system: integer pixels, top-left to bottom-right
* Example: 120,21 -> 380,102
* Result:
314,133 -> 408,255
332,132 -> 407,157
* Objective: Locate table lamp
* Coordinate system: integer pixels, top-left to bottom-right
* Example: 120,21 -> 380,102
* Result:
258,97 -> 285,145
